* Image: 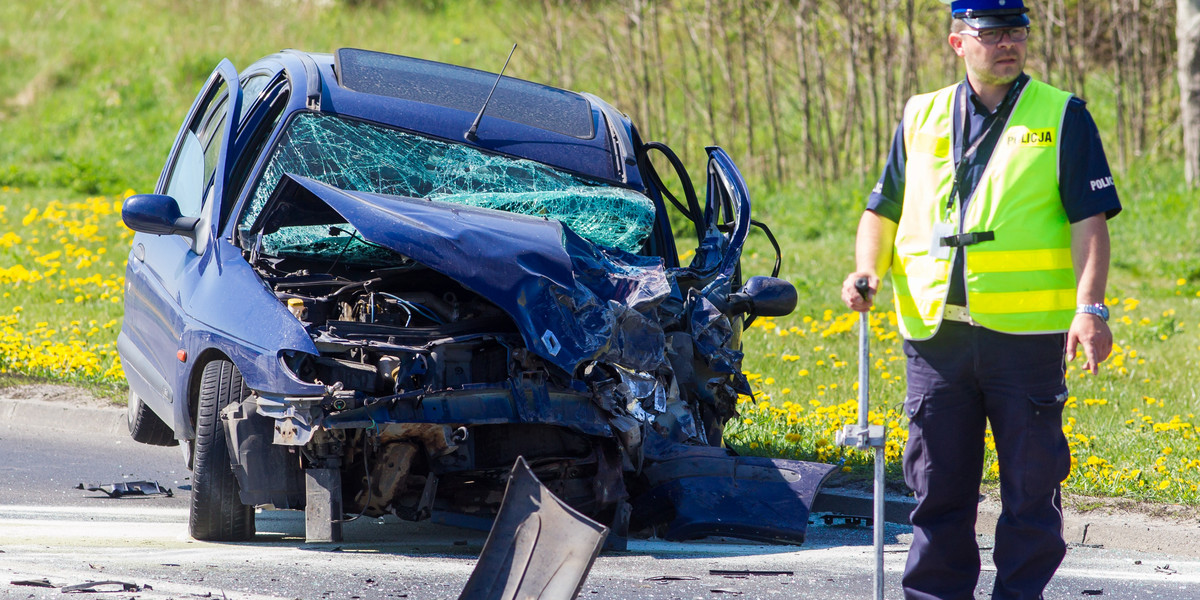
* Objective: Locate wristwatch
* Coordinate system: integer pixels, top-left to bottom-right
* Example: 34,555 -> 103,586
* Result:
1076,303 -> 1110,322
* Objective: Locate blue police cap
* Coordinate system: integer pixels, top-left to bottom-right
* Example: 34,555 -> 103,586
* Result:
943,0 -> 1031,29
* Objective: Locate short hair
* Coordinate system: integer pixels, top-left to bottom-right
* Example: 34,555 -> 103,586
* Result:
951,18 -> 969,34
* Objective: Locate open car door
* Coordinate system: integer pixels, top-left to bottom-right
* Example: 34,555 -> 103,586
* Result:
120,59 -> 243,438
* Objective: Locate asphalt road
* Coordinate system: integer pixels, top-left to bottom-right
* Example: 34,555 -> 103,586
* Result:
2,398 -> 1199,599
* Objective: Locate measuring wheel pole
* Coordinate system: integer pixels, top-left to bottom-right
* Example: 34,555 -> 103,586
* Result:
841,277 -> 885,600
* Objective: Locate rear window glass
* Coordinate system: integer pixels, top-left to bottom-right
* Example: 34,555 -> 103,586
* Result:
335,48 -> 594,139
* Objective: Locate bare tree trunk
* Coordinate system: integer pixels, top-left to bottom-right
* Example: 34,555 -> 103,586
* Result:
1131,0 -> 1146,153
599,9 -> 628,115
793,1 -> 816,179
759,1 -> 785,184
683,4 -> 718,145
841,1 -> 864,181
1181,0 -> 1200,185
865,0 -> 881,175
815,5 -> 840,180
1111,0 -> 1128,171
651,1 -> 669,142
673,6 -> 692,164
739,0 -> 756,176
903,0 -> 918,100
716,3 -> 739,150
632,0 -> 654,136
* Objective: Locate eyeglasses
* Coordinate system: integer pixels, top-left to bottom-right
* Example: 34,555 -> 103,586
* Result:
958,26 -> 1030,45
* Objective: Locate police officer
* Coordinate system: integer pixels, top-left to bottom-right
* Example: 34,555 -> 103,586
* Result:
840,1 -> 1121,598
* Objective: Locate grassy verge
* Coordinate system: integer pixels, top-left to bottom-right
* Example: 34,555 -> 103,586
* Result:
0,186 -> 130,387
726,161 -> 1200,504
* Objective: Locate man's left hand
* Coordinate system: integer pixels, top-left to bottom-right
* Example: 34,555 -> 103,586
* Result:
1066,313 -> 1113,374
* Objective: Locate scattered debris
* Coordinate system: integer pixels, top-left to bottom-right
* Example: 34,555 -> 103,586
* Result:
819,513 -> 870,527
710,570 -> 793,577
77,481 -> 173,498
1155,565 -> 1176,575
10,578 -> 55,588
61,580 -> 146,593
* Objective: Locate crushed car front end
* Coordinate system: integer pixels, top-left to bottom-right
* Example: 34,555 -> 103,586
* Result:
122,48 -> 835,548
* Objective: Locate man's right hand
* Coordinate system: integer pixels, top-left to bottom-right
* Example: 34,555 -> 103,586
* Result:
841,272 -> 879,312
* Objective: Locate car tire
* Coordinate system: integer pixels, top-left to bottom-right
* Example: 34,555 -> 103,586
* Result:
126,390 -> 178,447
189,359 -> 255,541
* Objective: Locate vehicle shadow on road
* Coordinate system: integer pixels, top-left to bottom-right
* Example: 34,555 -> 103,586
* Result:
248,509 -> 911,560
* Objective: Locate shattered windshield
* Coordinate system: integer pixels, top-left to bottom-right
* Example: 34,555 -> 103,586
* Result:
239,112 -> 656,258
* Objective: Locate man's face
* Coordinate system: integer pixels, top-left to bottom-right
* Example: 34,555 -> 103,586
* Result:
949,26 -> 1028,88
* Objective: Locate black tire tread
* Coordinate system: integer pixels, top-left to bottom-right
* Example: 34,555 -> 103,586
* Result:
189,359 -> 255,541
127,393 -> 178,447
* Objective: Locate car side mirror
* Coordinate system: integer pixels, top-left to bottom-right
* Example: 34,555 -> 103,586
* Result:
122,194 -> 200,238
727,276 -> 797,317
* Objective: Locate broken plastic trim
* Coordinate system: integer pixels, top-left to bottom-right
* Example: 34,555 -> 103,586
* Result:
76,481 -> 174,498
458,456 -> 607,600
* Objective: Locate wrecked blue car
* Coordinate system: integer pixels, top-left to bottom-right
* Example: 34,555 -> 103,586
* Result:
119,48 -> 835,546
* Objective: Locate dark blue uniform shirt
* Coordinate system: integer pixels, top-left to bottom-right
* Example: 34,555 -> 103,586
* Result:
867,73 -> 1122,305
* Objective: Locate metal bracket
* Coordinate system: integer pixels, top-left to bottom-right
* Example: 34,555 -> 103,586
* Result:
836,424 -> 886,450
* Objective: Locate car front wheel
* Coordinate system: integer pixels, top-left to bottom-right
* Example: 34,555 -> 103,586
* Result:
189,359 -> 255,541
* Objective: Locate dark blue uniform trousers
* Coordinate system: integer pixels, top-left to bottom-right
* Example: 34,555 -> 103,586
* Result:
901,321 -> 1071,600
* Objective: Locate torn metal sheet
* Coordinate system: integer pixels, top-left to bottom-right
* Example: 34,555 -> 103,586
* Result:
458,457 -> 607,600
77,481 -> 173,498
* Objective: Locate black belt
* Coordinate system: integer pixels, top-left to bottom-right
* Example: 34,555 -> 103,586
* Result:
939,231 -> 995,247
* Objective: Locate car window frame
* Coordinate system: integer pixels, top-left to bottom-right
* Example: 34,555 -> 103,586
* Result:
153,59 -> 242,255
223,73 -> 292,232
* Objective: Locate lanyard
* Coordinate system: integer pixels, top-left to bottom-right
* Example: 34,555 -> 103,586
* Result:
947,77 -> 1027,218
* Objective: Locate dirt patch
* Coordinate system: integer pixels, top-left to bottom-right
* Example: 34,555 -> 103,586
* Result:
1063,493 -> 1200,524
0,383 -> 123,410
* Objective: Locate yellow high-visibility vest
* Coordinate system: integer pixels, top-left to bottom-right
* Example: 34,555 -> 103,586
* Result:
892,79 -> 1076,340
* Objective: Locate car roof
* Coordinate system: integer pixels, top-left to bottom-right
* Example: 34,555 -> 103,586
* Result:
245,49 -> 634,185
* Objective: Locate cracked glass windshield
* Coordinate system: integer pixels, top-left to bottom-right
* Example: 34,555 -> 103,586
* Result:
239,112 -> 656,259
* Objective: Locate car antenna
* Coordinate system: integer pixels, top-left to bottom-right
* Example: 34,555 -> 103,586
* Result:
465,43 -> 517,142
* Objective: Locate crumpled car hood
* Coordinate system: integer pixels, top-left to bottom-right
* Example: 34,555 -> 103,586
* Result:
254,174 -> 674,375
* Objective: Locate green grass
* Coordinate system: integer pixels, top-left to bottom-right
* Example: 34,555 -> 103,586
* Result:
0,0 -> 539,195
